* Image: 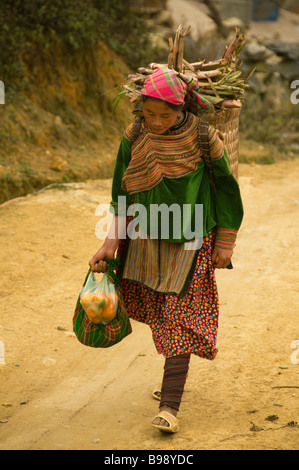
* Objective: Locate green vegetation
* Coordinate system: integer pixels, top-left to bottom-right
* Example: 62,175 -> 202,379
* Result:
0,0 -> 154,85
94,0 -> 157,69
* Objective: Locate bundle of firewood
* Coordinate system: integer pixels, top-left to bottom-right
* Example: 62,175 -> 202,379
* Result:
123,25 -> 253,111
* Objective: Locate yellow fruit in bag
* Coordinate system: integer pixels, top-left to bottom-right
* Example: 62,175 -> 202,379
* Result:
80,276 -> 119,323
101,294 -> 118,322
80,292 -> 94,304
86,307 -> 102,324
101,304 -> 115,322
91,292 -> 107,308
79,270 -> 120,324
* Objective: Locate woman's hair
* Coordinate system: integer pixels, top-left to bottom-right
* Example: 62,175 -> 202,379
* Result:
141,95 -> 184,112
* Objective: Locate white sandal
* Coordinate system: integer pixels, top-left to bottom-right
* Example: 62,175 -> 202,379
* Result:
152,387 -> 161,401
151,411 -> 179,433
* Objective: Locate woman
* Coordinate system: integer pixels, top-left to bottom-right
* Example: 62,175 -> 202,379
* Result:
90,68 -> 243,433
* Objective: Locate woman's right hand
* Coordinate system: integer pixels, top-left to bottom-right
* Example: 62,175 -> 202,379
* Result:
89,243 -> 116,273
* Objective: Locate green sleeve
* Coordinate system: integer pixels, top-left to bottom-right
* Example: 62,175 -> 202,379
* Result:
212,150 -> 244,231
110,137 -> 132,215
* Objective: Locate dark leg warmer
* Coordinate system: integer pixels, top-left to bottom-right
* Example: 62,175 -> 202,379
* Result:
160,353 -> 191,411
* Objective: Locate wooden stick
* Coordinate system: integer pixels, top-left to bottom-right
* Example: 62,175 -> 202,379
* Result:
125,23 -> 251,105
197,58 -> 228,70
190,61 -> 205,69
195,81 -> 219,87
206,75 -> 221,99
168,37 -> 174,69
195,69 -> 223,79
168,25 -> 191,72
222,32 -> 245,60
148,63 -> 168,70
182,59 -> 196,73
174,25 -> 184,72
182,25 -> 191,37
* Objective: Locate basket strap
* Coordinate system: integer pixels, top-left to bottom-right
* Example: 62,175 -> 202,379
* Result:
197,120 -> 216,194
131,115 -> 144,142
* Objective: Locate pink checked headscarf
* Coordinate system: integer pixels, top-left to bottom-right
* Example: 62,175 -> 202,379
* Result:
142,68 -> 212,109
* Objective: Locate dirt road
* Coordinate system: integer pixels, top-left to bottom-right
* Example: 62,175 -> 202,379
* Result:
0,160 -> 298,450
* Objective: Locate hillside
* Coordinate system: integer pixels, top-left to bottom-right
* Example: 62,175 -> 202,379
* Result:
0,41 -> 132,203
0,1 -> 298,204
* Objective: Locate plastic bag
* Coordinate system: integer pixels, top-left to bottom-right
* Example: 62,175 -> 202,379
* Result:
73,260 -> 132,348
79,271 -> 118,325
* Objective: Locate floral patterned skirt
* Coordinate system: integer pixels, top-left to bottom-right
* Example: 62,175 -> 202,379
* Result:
119,230 -> 219,360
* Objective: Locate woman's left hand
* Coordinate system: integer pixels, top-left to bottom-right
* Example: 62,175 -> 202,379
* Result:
212,247 -> 233,269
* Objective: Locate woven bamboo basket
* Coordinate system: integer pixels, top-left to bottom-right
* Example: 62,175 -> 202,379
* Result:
167,25 -> 245,181
125,25 -> 250,181
203,107 -> 241,180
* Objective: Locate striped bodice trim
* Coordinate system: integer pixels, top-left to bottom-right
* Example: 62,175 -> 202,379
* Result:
122,113 -> 224,195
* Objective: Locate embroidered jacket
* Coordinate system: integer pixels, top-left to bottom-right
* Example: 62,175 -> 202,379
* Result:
110,113 -> 243,248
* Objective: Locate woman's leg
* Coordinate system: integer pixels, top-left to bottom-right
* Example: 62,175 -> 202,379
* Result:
152,353 -> 191,428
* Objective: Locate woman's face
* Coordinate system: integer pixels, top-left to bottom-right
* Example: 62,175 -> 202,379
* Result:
142,99 -> 180,135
